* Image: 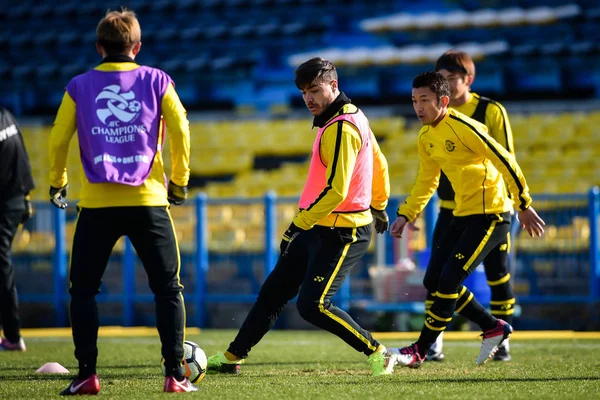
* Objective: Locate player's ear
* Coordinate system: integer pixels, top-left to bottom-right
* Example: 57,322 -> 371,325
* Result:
440,95 -> 450,108
132,41 -> 142,56
330,79 -> 338,92
95,42 -> 104,57
465,74 -> 474,87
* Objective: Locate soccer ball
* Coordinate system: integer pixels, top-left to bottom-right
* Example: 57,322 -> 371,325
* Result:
161,340 -> 207,383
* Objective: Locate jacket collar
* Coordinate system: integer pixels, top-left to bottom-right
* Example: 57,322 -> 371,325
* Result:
312,92 -> 351,128
100,55 -> 135,64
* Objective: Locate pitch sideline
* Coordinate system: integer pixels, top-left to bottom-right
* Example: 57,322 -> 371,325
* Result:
19,327 -> 600,340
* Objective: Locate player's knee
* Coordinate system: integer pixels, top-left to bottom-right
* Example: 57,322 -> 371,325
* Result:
296,297 -> 321,322
422,273 -> 438,294
68,284 -> 100,297
149,280 -> 183,297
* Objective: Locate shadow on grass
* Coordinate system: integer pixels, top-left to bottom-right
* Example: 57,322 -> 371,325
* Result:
311,376 -> 600,385
0,363 -> 158,372
0,373 -> 160,381
247,361 -> 357,367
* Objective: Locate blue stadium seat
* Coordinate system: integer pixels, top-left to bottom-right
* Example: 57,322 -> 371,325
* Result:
35,64 -> 60,80
32,31 -> 57,48
185,56 -> 210,73
539,41 -> 568,56
12,65 -> 35,80
3,0 -> 600,114
160,59 -> 186,75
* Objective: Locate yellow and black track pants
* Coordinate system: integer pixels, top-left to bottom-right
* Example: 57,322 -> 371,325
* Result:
69,206 -> 186,379
228,224 -> 381,358
426,208 -> 516,325
417,212 -> 511,356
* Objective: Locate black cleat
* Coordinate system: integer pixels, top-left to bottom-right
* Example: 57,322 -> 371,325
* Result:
493,345 -> 511,361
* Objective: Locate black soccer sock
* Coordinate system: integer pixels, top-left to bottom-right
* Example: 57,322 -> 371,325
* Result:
78,362 -> 97,380
425,292 -> 435,312
488,274 -> 515,325
163,361 -> 185,381
455,285 -> 497,332
416,291 -> 457,358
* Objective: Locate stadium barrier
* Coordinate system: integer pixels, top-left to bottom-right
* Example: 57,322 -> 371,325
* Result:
14,188 -> 600,328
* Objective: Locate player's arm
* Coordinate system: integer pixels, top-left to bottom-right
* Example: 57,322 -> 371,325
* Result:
48,91 -> 77,188
463,126 -> 532,211
161,83 -> 191,187
370,130 -> 390,211
396,136 -> 440,222
293,121 -> 361,230
486,102 -> 515,155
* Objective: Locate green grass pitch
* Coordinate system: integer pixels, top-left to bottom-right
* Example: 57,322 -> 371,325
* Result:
1,328 -> 599,399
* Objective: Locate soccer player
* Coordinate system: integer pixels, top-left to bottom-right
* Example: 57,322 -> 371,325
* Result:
425,50 -> 519,362
387,71 -> 544,368
0,106 -> 34,352
48,9 -> 197,394
207,57 -> 394,376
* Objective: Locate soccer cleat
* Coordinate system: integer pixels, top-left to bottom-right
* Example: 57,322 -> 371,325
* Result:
493,344 -> 511,361
425,348 -> 445,362
207,352 -> 243,374
389,343 -> 424,369
163,376 -> 199,392
59,374 -> 101,396
0,337 -> 26,351
367,346 -> 395,376
477,319 -> 513,365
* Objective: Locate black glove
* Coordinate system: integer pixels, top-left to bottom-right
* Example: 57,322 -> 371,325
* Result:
21,194 -> 33,224
49,184 -> 68,209
371,207 -> 389,234
167,181 -> 188,205
279,222 -> 303,256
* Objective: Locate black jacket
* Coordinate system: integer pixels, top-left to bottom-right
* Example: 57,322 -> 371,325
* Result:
0,107 -> 35,201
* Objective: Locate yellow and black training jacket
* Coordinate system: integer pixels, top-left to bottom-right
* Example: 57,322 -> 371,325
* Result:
398,108 -> 531,222
437,92 -> 515,210
293,93 -> 390,230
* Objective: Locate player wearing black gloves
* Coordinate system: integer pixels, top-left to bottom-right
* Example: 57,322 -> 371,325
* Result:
48,9 -> 194,395
207,57 -> 394,377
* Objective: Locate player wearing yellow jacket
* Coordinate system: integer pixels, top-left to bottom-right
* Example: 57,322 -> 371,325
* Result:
49,66 -> 190,208
425,50 -> 519,362
207,57 -> 395,377
387,71 -> 544,369
49,9 -> 197,395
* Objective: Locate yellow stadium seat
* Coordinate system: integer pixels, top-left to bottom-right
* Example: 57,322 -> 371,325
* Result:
542,123 -> 575,144
207,205 -> 234,224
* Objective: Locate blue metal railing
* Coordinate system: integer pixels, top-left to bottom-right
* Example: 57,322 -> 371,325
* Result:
16,188 -> 600,327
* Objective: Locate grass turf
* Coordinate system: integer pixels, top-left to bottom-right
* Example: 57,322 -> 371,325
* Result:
1,329 -> 599,399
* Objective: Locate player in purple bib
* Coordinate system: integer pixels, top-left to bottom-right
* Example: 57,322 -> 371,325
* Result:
48,9 -> 197,394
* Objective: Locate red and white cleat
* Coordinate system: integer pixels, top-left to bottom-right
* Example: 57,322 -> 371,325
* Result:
59,374 -> 101,396
163,376 -> 199,392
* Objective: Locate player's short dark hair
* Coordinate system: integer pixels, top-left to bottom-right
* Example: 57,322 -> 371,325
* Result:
294,57 -> 338,89
434,50 -> 476,77
412,71 -> 451,99
97,8 -> 141,56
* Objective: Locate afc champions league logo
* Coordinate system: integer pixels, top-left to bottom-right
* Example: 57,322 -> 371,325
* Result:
95,84 -> 142,125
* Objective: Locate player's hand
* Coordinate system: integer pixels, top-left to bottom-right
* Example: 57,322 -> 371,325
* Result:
518,207 -> 545,237
21,194 -> 33,224
371,208 -> 389,234
49,184 -> 68,209
407,221 -> 420,231
280,222 -> 303,256
390,215 -> 409,238
167,181 -> 188,205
